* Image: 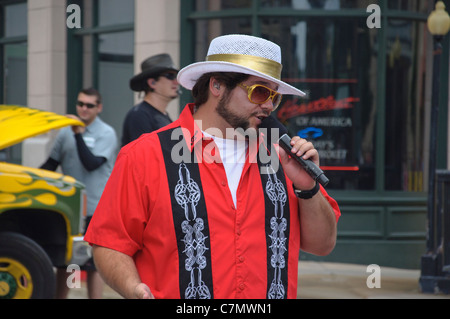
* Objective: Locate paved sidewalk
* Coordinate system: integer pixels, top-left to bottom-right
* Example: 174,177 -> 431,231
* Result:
297,261 -> 450,299
67,261 -> 450,299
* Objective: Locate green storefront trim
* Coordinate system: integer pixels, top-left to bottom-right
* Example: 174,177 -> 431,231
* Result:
319,191 -> 427,268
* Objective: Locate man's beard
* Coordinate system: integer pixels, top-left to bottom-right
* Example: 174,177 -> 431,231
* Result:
216,93 -> 250,131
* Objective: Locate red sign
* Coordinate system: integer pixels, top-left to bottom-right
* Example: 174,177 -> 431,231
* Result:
277,96 -> 360,122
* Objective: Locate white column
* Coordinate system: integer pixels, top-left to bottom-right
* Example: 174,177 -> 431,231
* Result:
23,0 -> 67,168
134,0 -> 181,119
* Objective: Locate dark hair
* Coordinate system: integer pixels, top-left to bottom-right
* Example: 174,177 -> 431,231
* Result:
142,72 -> 171,94
142,76 -> 157,94
80,87 -> 102,104
143,83 -> 153,94
192,72 -> 250,107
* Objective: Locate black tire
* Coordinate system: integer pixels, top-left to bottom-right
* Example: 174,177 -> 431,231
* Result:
0,232 -> 55,299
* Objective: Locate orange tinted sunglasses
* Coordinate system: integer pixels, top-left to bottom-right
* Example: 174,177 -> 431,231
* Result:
238,83 -> 283,109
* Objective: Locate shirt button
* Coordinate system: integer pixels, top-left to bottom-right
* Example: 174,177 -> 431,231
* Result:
238,283 -> 245,290
221,180 -> 226,186
238,256 -> 245,263
236,229 -> 241,236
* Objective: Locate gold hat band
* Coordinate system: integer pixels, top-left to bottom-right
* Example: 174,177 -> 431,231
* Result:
206,54 -> 282,80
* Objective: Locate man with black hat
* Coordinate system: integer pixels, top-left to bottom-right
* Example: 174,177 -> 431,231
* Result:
121,53 -> 179,146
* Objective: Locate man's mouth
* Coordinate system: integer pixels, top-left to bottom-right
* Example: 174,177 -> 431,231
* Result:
254,113 -> 269,122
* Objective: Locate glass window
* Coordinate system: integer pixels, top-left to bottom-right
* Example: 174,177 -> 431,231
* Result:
195,0 -> 252,11
195,18 -> 252,60
192,15 -> 378,190
384,19 -> 427,191
260,0 -> 379,10
98,0 -> 134,26
387,0 -> 429,13
2,43 -> 27,164
264,17 -> 378,190
183,1 -> 433,193
1,2 -> 27,164
98,31 -> 134,140
4,43 -> 27,105
5,2 -> 27,37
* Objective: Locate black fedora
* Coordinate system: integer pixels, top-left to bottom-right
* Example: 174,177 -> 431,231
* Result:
130,53 -> 178,92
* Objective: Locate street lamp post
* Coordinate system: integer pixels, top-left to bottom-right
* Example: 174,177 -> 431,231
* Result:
419,0 -> 450,294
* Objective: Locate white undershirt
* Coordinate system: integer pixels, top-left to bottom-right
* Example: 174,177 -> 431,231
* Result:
203,131 -> 247,207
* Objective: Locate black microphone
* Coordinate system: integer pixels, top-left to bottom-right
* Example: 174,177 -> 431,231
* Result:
259,115 -> 329,187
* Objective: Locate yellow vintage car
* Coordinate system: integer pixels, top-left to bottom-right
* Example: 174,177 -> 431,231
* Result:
0,105 -> 89,299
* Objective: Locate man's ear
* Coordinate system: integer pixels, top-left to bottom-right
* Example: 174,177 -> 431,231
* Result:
147,78 -> 156,89
210,78 -> 221,96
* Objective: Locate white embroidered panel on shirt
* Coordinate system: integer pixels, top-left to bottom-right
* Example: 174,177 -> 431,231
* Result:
264,164 -> 288,299
174,163 -> 211,299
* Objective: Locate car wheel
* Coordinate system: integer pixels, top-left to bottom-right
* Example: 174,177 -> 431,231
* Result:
0,232 -> 55,299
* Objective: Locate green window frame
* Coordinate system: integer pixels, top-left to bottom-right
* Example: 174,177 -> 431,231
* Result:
66,0 -> 134,114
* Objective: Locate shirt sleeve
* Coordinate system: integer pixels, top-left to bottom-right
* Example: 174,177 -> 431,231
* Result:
319,186 -> 341,222
74,133 -> 107,171
40,157 -> 60,171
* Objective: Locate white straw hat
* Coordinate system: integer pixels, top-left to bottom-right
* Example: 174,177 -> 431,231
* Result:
177,34 -> 306,97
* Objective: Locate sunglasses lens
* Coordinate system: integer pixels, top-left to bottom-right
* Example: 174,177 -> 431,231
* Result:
250,85 -> 282,108
251,86 -> 271,104
77,101 -> 96,108
162,73 -> 177,80
272,93 -> 282,108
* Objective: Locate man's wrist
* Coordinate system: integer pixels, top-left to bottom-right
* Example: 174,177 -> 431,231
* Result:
293,181 -> 320,199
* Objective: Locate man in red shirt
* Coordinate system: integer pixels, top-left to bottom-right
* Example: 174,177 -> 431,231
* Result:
84,34 -> 340,299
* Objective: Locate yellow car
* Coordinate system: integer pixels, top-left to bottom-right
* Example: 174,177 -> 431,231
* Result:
0,105 -> 89,299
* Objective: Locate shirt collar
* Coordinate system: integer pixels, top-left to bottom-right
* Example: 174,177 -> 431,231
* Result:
83,116 -> 98,133
178,104 -> 268,160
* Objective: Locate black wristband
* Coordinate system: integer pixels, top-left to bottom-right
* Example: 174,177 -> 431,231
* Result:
293,181 -> 320,199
